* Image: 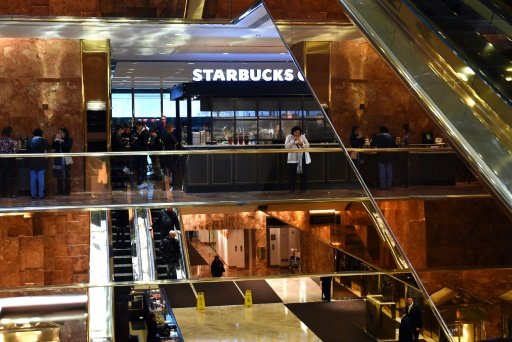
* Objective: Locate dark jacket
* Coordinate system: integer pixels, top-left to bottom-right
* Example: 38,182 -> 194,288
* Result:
162,131 -> 178,151
371,132 -> 395,163
211,258 -> 225,277
133,128 -> 150,151
51,136 -> 73,172
154,209 -> 180,237
26,136 -> 49,170
160,236 -> 181,263
406,303 -> 423,330
349,133 -> 364,148
112,131 -> 129,152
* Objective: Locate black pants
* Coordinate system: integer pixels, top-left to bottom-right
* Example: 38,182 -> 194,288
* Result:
288,160 -> 307,192
0,159 -> 17,197
56,164 -> 71,194
134,155 -> 148,184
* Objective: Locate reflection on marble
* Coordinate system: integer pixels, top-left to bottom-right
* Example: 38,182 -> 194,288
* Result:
265,277 -> 322,304
173,303 -> 321,342
0,183 -> 488,214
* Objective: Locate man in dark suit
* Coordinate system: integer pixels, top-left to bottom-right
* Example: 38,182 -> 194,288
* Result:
406,297 -> 422,341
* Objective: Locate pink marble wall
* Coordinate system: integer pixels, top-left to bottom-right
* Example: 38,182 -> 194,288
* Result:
424,198 -> 512,267
0,38 -> 84,191
379,200 -> 427,269
0,212 -> 89,287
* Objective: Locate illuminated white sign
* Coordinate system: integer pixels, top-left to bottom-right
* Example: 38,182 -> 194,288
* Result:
192,68 -> 305,82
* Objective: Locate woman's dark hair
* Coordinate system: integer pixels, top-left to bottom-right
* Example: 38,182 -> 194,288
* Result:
59,128 -> 69,137
33,128 -> 43,137
403,123 -> 409,134
379,126 -> 389,134
1,127 -> 12,136
290,126 -> 302,135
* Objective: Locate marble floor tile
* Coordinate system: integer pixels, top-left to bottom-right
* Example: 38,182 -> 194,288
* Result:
173,303 -> 321,341
265,277 -> 322,304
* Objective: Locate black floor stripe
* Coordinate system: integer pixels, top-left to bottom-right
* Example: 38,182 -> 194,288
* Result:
160,283 -> 197,308
193,281 -> 245,307
286,300 -> 375,342
235,279 -> 282,304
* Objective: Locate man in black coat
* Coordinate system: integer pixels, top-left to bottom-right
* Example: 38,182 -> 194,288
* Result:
405,297 -> 422,341
371,126 -> 396,189
160,231 -> 181,279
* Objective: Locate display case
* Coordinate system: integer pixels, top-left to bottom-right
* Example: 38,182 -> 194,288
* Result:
206,96 -> 335,145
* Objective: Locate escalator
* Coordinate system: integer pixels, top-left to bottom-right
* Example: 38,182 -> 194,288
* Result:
112,210 -> 134,282
405,0 -> 512,103
150,208 -> 189,280
333,0 -> 512,218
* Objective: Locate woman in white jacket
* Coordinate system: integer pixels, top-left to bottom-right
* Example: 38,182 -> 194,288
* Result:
285,126 -> 311,193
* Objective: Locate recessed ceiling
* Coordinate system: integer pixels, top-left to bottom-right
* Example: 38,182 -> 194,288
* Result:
0,3 -> 361,89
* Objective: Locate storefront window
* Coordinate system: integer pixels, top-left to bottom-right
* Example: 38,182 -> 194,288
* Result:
134,92 -> 161,118
112,93 -> 132,118
235,99 -> 256,117
162,97 -> 176,118
259,99 -> 280,117
303,99 -> 324,117
212,99 -> 234,117
280,99 -> 302,118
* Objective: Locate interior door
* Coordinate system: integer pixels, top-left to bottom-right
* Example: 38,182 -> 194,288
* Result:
269,227 -> 280,266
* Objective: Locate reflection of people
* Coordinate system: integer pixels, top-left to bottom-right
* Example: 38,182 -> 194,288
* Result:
0,127 -> 18,198
405,297 -> 422,341
210,255 -> 225,277
320,276 -> 333,302
285,126 -> 311,193
160,231 -> 181,279
26,128 -> 49,200
289,249 -> 300,274
51,128 -> 73,195
399,315 -> 414,342
371,126 -> 396,189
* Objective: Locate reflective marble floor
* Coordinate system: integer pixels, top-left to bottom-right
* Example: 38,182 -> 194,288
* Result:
173,277 -> 333,341
174,303 -> 322,342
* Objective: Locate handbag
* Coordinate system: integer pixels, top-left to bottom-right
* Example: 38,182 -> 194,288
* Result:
64,156 -> 73,165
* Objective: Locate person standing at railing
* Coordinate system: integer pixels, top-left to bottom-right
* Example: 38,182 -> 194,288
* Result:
285,126 -> 311,193
371,126 -> 396,189
26,128 -> 49,200
0,127 -> 19,198
51,128 -> 73,196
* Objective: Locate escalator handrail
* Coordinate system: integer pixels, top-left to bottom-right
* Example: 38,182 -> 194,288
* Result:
396,0 -> 512,108
481,0 -> 512,25
175,208 -> 192,279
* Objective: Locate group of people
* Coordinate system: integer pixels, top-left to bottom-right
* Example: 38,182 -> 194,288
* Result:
0,126 -> 73,199
349,124 -> 410,189
112,116 -> 180,190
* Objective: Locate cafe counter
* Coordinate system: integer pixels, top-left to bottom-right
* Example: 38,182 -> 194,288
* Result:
181,144 -> 458,193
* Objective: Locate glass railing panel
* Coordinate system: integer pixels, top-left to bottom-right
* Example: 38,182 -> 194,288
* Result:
0,148 -> 367,212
